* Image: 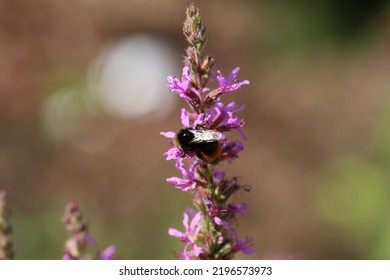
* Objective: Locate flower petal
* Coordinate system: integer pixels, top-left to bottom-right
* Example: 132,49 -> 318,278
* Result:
190,212 -> 202,232
182,212 -> 189,231
225,67 -> 240,85
100,245 -> 116,260
235,238 -> 255,255
168,228 -> 186,239
166,176 -> 186,185
163,146 -> 182,161
193,113 -> 205,129
181,109 -> 190,127
192,244 -> 203,256
160,131 -> 176,139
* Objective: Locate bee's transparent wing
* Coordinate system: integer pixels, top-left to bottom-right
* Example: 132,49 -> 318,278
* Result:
190,129 -> 222,143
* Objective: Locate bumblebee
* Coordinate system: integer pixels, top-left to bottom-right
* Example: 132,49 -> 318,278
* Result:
175,128 -> 222,162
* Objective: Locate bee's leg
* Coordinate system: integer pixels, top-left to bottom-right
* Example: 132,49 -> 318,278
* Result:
196,150 -> 206,161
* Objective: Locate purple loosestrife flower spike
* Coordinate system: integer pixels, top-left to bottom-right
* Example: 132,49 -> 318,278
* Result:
162,4 -> 253,259
62,200 -> 117,260
0,191 -> 14,260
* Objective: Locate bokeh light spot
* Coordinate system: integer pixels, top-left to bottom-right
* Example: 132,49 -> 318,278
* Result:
88,34 -> 179,119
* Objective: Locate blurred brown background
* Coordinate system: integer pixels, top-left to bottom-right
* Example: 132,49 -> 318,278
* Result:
1,0 -> 390,259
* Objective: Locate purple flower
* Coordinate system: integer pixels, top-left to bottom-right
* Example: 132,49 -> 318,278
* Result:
180,108 -> 191,128
214,67 -> 249,93
100,245 -> 117,260
62,253 -> 72,260
85,234 -> 117,260
228,203 -> 247,217
160,132 -> 181,160
208,102 -> 246,140
214,217 -> 255,256
213,169 -> 225,181
160,131 -> 176,139
205,68 -> 249,103
192,112 -> 207,129
204,199 -> 227,218
163,146 -> 185,161
180,109 -> 208,130
214,216 -> 232,230
167,66 -> 191,96
166,159 -> 198,191
167,67 -> 202,107
168,211 -> 204,259
160,131 -> 192,161
220,141 -> 244,162
233,237 -> 255,255
219,176 -> 242,194
226,112 -> 246,140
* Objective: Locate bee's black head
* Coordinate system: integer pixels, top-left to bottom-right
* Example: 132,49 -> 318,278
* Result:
176,128 -> 194,142
176,128 -> 194,150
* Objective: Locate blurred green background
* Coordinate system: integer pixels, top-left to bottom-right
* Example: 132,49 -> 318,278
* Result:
1,0 -> 390,259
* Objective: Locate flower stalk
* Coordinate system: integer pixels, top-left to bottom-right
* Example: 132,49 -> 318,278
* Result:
62,200 -> 116,260
162,3 -> 254,259
0,190 -> 14,260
